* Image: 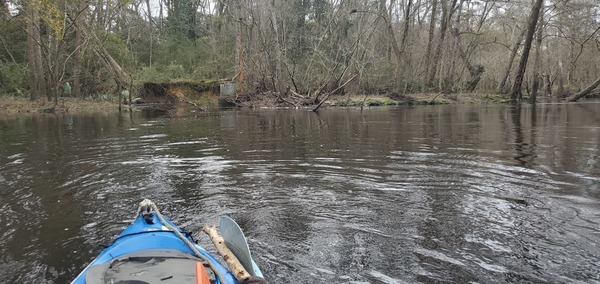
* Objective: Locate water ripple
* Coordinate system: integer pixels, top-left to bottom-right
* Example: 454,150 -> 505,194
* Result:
1,105 -> 599,283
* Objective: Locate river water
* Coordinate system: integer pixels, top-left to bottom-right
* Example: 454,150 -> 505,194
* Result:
0,103 -> 598,283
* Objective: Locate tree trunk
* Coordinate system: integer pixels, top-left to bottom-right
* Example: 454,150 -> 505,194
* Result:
270,0 -> 284,95
423,0 -> 437,90
544,74 -> 552,95
557,60 -> 565,97
451,0 -> 484,92
382,0 -> 404,86
427,0 -> 457,88
96,0 -> 104,27
26,4 -> 38,101
46,0 -> 68,106
26,0 -> 47,101
145,0 -> 153,66
236,8 -> 245,89
530,4 -> 544,103
0,0 -> 9,20
72,9 -> 85,98
47,37 -> 60,105
145,0 -> 153,26
510,0 -> 544,103
159,0 -> 164,30
95,45 -> 129,88
566,77 -> 600,102
398,0 -> 413,87
399,0 -> 413,60
497,28 -> 526,93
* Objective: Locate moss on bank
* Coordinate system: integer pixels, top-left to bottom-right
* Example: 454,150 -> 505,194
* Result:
325,92 -> 515,107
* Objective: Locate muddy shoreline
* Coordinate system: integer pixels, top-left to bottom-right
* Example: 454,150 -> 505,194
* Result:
0,97 -> 120,116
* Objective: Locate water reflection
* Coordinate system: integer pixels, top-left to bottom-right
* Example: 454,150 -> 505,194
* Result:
0,103 -> 599,283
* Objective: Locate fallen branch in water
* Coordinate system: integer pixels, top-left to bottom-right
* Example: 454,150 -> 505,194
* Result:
312,74 -> 357,112
182,98 -> 205,111
274,91 -> 299,108
290,90 -> 308,99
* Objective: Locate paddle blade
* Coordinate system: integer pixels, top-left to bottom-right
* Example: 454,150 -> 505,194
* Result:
219,216 -> 263,277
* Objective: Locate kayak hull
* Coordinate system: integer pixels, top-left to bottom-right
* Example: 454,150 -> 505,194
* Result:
71,214 -> 237,284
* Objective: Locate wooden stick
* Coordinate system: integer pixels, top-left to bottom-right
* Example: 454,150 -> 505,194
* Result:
202,224 -> 251,281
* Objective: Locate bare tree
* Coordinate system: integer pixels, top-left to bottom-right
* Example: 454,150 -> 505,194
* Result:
380,0 -> 403,86
145,0 -> 153,66
530,4 -> 544,103
397,0 -> 415,90
497,27 -> 526,93
450,0 -> 485,92
72,4 -> 86,98
270,0 -> 284,94
422,0 -> 438,90
427,0 -> 458,88
24,0 -> 47,101
510,0 -> 544,103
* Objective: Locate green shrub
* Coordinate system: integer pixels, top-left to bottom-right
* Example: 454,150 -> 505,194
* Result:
0,62 -> 28,97
137,66 -> 166,82
366,99 -> 381,106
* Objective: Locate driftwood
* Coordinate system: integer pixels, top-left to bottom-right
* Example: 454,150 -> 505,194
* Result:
276,93 -> 299,108
567,76 -> 600,102
202,225 -> 251,282
290,90 -> 308,100
181,98 -> 205,111
312,74 -> 357,112
360,94 -> 369,110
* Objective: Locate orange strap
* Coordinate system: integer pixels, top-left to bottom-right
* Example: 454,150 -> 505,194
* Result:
196,262 -> 211,284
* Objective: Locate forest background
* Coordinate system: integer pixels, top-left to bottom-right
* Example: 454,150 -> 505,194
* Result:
0,0 -> 599,109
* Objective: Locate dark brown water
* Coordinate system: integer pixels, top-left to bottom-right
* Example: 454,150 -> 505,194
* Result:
0,103 -> 599,283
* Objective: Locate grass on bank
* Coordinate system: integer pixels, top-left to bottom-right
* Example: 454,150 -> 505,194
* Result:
327,93 -> 514,107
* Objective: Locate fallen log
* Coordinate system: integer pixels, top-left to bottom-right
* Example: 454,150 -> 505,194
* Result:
567,76 -> 600,102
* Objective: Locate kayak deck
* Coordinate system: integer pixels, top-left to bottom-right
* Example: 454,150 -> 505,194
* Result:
71,213 -> 237,284
83,249 -> 213,283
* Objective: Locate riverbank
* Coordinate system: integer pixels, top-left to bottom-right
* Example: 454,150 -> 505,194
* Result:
0,92 -> 520,117
326,92 -> 512,107
226,92 -> 516,108
0,97 -> 120,117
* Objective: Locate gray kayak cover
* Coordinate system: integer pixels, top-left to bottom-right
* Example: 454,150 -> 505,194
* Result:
85,249 -> 214,284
